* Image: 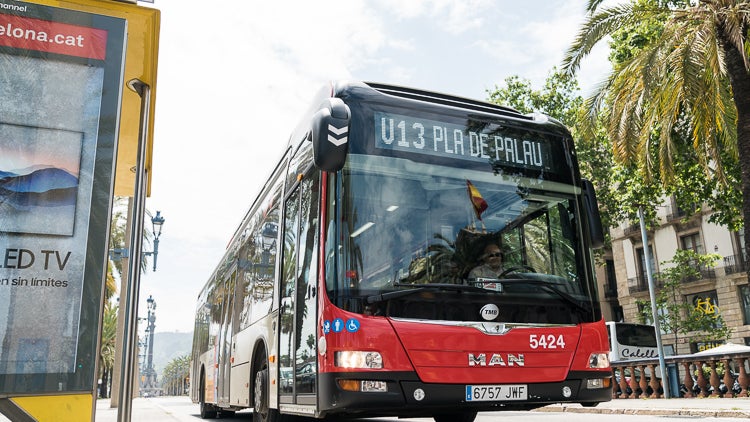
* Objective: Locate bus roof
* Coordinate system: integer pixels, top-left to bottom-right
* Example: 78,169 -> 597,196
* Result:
363,81 -> 526,118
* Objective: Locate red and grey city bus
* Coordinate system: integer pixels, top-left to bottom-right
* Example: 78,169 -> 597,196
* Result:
190,81 -> 612,422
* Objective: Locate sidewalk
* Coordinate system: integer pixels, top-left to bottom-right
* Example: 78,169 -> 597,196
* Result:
539,397 -> 750,418
94,398 -> 184,422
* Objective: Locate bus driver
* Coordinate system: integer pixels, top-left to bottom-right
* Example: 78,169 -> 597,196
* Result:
469,243 -> 504,279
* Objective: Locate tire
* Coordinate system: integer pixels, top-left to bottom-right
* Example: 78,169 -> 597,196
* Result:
433,411 -> 477,422
253,354 -> 282,422
581,402 -> 600,408
199,373 -> 217,419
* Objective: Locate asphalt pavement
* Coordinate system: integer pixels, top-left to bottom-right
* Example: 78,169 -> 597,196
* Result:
93,395 -> 750,421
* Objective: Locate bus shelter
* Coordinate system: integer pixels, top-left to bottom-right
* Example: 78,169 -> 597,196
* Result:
0,0 -> 159,420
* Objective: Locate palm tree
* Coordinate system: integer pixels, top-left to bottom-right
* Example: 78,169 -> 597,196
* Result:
562,0 -> 750,276
162,354 -> 191,395
99,299 -> 118,398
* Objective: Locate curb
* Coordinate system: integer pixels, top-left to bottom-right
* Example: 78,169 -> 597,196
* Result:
536,405 -> 750,419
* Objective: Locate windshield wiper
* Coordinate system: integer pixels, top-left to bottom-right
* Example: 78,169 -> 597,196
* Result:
366,283 -> 486,304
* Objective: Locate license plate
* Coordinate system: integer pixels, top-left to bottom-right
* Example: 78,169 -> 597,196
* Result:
465,384 -> 528,401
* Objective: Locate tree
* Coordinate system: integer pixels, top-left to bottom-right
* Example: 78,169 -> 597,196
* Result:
98,232 -> 119,398
562,0 -> 748,269
636,249 -> 732,343
486,69 -> 667,241
162,354 -> 191,396
99,299 -> 118,398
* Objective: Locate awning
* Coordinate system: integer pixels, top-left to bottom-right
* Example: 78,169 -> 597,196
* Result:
34,0 -> 160,196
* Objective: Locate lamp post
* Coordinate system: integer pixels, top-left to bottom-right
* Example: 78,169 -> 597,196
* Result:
109,211 -> 165,271
143,295 -> 157,396
143,211 -> 165,272
117,79 -> 151,422
638,205 -> 671,398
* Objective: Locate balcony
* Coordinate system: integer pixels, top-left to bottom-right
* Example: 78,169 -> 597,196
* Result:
627,262 -> 715,294
666,201 -> 700,222
682,261 -> 716,283
627,273 -> 663,295
623,224 -> 641,238
724,253 -> 749,275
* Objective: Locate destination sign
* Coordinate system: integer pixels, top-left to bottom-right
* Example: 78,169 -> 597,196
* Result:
374,111 -> 552,171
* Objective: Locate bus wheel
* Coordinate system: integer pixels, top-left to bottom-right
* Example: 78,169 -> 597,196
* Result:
581,402 -> 600,407
433,411 -> 477,422
199,374 -> 217,419
253,358 -> 281,422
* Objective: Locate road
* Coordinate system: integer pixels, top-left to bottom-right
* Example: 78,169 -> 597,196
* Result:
133,396 -> 743,422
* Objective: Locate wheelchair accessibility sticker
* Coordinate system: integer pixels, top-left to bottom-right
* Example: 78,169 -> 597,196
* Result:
346,319 -> 360,332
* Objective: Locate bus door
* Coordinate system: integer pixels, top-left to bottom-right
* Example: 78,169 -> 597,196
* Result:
218,268 -> 236,404
279,171 -> 320,404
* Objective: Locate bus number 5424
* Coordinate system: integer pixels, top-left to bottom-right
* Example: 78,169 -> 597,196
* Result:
529,334 -> 565,349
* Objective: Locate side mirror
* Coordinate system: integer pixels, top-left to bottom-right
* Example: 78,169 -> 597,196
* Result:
311,98 -> 351,172
582,179 -> 605,249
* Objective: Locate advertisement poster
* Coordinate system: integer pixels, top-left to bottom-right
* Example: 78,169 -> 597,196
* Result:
0,1 -> 125,394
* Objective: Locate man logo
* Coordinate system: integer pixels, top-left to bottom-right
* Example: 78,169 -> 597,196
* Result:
480,304 -> 499,321
468,353 -> 525,367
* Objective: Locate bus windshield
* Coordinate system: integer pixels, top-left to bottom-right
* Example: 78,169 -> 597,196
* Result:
329,152 -> 597,324
614,323 -> 658,348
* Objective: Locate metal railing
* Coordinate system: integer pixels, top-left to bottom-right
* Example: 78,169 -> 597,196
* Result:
627,273 -> 664,294
724,253 -> 749,275
683,261 -> 716,283
626,261 -> 718,295
623,224 -> 641,237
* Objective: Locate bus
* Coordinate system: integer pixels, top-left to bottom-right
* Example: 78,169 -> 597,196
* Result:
606,321 -> 659,362
190,81 -> 612,422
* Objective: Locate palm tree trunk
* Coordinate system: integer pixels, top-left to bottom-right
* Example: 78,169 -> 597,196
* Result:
100,368 -> 110,398
720,31 -> 750,282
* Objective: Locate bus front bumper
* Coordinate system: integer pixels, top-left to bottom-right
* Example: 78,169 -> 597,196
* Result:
317,370 -> 613,418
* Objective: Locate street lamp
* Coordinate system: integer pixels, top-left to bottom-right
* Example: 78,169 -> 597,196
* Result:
143,211 -> 165,272
110,210 -> 166,272
143,295 -> 157,396
638,205 -> 671,398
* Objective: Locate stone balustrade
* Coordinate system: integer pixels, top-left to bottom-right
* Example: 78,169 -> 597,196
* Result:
611,350 -> 750,399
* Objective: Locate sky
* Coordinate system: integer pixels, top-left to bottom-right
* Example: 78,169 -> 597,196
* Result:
135,0 -> 612,333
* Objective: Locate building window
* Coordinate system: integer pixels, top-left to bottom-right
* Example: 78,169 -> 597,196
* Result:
637,301 -> 668,328
636,245 -> 656,289
612,305 -> 624,322
662,344 -> 675,356
681,232 -> 704,254
740,285 -> 750,325
725,231 -> 748,275
685,290 -> 722,329
604,259 -> 617,298
637,301 -> 652,324
738,230 -> 746,256
668,197 -> 697,221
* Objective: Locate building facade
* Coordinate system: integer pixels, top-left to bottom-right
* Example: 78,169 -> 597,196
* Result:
599,198 -> 750,355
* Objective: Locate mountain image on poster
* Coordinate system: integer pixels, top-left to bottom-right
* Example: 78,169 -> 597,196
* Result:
0,123 -> 83,236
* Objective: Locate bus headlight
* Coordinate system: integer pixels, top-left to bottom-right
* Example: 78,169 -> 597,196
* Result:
588,353 -> 609,369
335,351 -> 383,369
